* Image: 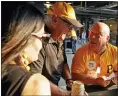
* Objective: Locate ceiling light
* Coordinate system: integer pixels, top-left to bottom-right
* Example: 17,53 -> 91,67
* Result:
68,2 -> 72,5
44,3 -> 52,9
110,24 -> 112,27
46,1 -> 50,3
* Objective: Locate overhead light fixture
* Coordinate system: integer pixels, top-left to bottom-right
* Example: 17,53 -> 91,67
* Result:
110,24 -> 112,27
68,2 -> 72,5
46,1 -> 50,3
44,2 -> 52,9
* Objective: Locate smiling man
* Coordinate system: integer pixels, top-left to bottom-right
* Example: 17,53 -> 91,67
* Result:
71,22 -> 117,87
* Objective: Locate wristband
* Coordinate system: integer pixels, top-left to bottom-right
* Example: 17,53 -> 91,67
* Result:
66,79 -> 72,84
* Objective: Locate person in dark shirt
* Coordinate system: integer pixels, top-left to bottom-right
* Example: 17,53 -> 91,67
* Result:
1,2 -> 51,96
29,2 -> 83,96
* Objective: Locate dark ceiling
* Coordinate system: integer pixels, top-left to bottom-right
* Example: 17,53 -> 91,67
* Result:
2,1 -> 118,19
44,1 -> 118,19
47,1 -> 118,10
73,1 -> 118,9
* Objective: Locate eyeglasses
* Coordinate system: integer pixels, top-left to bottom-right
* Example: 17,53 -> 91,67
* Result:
59,18 -> 78,31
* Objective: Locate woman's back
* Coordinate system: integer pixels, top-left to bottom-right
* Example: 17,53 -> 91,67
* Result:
2,64 -> 51,96
2,64 -> 31,96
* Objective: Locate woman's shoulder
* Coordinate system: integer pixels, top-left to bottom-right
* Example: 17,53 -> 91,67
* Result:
21,73 -> 51,95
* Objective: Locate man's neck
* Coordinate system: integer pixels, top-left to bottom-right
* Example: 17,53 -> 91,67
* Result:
95,46 -> 106,55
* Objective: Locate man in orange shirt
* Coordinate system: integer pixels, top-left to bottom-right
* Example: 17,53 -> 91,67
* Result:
71,22 -> 117,87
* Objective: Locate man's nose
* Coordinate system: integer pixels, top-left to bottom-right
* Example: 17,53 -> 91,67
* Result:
90,33 -> 95,39
92,35 -> 95,39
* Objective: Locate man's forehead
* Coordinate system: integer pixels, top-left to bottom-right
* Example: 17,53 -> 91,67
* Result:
90,25 -> 103,34
91,28 -> 99,33
90,22 -> 110,35
90,29 -> 103,36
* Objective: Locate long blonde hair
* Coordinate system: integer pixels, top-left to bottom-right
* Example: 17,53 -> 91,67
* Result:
2,3 -> 44,66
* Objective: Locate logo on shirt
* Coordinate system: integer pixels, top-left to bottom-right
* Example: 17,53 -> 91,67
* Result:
88,61 -> 96,70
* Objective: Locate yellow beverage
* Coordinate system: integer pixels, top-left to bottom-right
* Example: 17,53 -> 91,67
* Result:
71,81 -> 85,96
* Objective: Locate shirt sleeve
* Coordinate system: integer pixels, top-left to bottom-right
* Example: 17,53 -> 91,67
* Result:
29,47 -> 45,74
63,51 -> 67,64
61,44 -> 67,64
71,49 -> 86,74
113,46 -> 118,72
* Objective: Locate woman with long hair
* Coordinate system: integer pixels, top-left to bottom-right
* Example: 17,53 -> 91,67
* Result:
2,2 -> 51,96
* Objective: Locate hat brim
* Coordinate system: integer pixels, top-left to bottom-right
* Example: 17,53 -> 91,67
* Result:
64,17 -> 83,28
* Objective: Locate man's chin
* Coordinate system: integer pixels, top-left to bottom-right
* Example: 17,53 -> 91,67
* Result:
90,43 -> 97,47
90,44 -> 98,51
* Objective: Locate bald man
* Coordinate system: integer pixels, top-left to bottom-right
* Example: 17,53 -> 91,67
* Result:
71,22 -> 117,87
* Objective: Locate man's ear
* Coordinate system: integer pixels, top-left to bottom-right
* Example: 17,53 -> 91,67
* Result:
107,36 -> 110,41
52,15 -> 58,24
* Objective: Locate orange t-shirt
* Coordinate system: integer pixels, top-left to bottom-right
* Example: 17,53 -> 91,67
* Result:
71,43 -> 117,77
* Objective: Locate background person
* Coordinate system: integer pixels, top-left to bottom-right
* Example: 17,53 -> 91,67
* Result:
70,29 -> 77,54
71,22 -> 117,87
29,2 -> 83,96
81,27 -> 87,45
2,2 -> 51,96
